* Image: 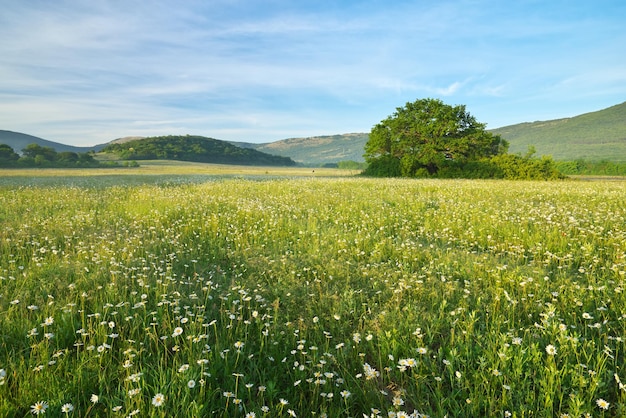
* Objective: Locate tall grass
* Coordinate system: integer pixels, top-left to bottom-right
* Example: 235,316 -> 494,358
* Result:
1,176 -> 624,417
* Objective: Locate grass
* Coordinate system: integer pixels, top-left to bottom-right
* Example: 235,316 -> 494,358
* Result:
0,165 -> 625,417
491,101 -> 626,162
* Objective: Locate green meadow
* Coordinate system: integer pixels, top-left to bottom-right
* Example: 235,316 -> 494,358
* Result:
1,165 -> 625,417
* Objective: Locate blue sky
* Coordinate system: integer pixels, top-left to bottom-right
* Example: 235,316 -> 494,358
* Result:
1,0 -> 625,146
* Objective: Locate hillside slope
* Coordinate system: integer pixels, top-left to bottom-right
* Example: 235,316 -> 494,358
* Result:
235,133 -> 369,165
490,101 -> 626,162
0,130 -> 107,154
102,135 -> 296,166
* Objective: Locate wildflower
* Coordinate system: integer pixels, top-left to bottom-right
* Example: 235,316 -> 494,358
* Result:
152,393 -> 165,407
392,396 -> 404,407
43,317 -> 54,326
417,347 -> 428,355
90,394 -> 99,404
545,344 -> 557,356
245,413 -> 256,418
340,390 -> 351,398
596,398 -> 610,410
512,337 -> 522,345
279,398 -> 289,406
31,401 -> 48,415
398,358 -> 417,368
178,364 -> 189,373
61,403 -> 74,413
128,388 -> 141,397
288,410 -> 297,417
363,363 -> 380,380
234,341 -> 244,349
187,379 -> 196,388
172,327 -> 183,337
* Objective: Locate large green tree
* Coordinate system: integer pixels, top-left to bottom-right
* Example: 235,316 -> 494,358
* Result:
364,98 -> 508,177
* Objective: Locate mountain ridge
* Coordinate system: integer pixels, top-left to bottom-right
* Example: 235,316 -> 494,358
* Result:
2,101 -> 625,165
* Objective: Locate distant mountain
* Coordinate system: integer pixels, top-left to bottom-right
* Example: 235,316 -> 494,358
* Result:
0,130 -> 107,154
490,101 -> 626,162
101,135 -> 296,166
232,133 -> 369,165
3,101 -> 625,165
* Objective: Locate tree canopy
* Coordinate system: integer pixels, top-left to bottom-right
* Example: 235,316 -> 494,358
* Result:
364,98 -> 509,177
0,143 -> 118,168
102,135 -> 296,166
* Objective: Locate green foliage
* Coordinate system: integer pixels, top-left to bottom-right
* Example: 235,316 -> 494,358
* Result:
0,177 -> 625,417
0,143 -> 112,168
336,160 -> 367,170
556,159 -> 626,176
364,99 -> 568,180
364,98 -> 508,177
0,144 -> 19,164
102,135 -> 296,166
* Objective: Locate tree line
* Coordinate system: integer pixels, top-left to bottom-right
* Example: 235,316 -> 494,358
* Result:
0,143 -> 126,168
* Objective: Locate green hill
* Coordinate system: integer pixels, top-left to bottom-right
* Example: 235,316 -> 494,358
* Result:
101,135 -> 296,166
234,133 -> 369,165
3,101 -> 625,166
490,101 -> 626,162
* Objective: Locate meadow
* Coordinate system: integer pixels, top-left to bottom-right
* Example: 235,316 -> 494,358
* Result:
0,166 -> 625,417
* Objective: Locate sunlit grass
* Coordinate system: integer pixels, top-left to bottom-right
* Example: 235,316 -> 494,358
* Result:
1,174 -> 624,417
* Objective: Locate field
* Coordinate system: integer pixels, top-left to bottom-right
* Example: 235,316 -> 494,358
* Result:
1,164 -> 625,417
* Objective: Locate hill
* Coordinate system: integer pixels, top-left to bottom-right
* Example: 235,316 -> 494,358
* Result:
3,101 -> 625,165
235,133 -> 369,165
490,101 -> 626,162
101,135 -> 296,166
0,130 -> 107,154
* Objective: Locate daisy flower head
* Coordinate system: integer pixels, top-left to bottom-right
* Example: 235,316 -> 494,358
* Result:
152,393 -> 165,407
90,394 -> 99,404
545,344 -> 557,356
172,327 -> 183,337
31,401 -> 48,415
61,403 -> 74,413
596,398 -> 610,410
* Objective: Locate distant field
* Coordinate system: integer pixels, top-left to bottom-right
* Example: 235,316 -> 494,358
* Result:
0,160 -> 359,186
1,172 -> 625,417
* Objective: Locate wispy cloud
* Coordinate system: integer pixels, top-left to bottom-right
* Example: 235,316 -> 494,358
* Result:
1,0 -> 625,144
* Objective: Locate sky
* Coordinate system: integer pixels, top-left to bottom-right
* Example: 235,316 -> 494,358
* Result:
1,0 -> 625,146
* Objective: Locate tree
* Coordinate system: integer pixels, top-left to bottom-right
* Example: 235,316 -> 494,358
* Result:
22,143 -> 58,161
364,98 -> 508,177
0,144 -> 20,166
